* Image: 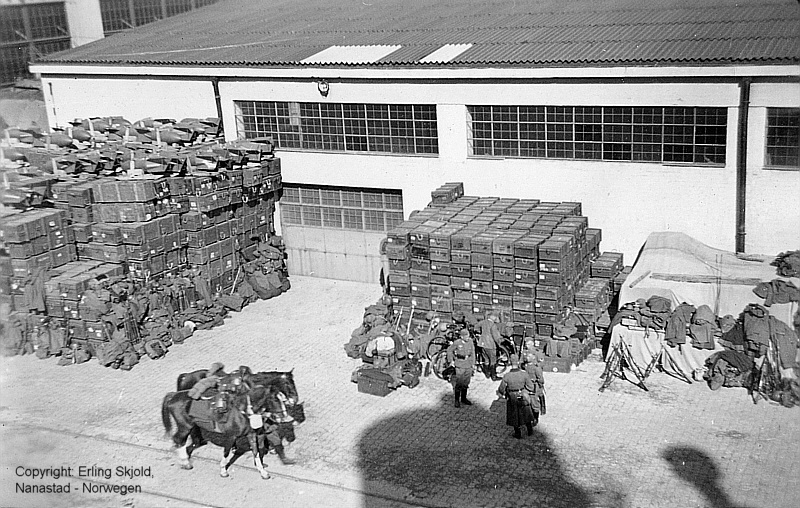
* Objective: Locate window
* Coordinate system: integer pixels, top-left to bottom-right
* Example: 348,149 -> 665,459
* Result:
165,0 -> 193,17
134,0 -> 162,26
766,108 -> 800,169
280,184 -> 403,232
467,105 -> 727,165
100,0 -> 132,34
0,3 -> 70,85
100,0 -> 222,36
235,101 -> 439,155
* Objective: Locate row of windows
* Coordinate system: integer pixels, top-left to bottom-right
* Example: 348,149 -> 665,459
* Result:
0,1 -> 222,83
235,101 -> 799,169
280,185 -> 404,232
100,0 -> 222,35
0,3 -> 70,85
467,105 -> 727,164
235,101 -> 439,155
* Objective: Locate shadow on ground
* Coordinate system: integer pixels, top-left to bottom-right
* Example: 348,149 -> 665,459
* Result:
357,392 -> 610,508
663,446 -> 754,508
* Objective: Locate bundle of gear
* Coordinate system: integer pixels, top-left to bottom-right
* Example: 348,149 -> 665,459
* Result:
611,279 -> 799,408
0,246 -> 290,369
346,294 -> 422,392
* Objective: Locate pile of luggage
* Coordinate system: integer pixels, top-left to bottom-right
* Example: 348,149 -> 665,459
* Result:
347,295 -> 422,396
381,182 -> 625,373
0,116 -> 290,369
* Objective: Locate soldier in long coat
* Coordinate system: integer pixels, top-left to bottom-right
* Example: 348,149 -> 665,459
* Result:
497,354 -> 536,439
475,313 -> 502,380
523,353 -> 546,424
446,328 -> 475,408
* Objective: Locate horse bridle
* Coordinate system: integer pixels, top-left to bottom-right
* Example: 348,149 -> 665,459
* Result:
245,391 -> 293,424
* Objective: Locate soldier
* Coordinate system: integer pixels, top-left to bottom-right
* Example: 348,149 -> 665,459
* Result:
262,415 -> 296,465
497,354 -> 536,439
523,352 -> 546,425
446,328 -> 476,408
187,363 -> 227,399
188,363 -> 230,432
476,313 -> 502,380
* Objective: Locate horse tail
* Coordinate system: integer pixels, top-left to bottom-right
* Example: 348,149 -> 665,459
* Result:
162,392 -> 175,437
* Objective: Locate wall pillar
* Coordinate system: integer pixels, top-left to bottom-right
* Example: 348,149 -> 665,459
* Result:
64,0 -> 104,47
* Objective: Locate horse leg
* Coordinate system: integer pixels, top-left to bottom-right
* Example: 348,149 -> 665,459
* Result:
220,438 -> 251,478
248,432 -> 270,479
176,433 -> 193,470
219,446 -> 232,478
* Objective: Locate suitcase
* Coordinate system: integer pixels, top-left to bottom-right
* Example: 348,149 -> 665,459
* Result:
357,368 -> 394,396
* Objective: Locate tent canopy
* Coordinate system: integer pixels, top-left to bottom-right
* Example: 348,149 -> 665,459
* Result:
619,232 -> 798,327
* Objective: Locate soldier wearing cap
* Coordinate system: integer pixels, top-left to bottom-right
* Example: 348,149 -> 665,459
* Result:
476,313 -> 503,381
497,354 -> 536,439
445,328 -> 476,408
523,352 -> 546,424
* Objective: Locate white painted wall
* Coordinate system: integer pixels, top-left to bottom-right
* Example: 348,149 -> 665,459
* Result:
64,0 -> 104,47
40,77 -> 218,129
746,83 -> 800,255
218,79 -> 750,263
37,74 -> 798,263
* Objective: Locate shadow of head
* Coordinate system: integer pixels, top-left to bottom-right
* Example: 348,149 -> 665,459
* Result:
662,446 -> 720,485
356,392 -> 596,507
662,446 -> 751,508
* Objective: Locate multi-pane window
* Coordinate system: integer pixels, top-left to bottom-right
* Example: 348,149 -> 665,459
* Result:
766,108 -> 800,169
468,105 -> 728,165
100,0 -> 222,35
0,3 -> 70,85
280,184 -> 404,232
235,101 -> 439,155
134,0 -> 163,26
99,0 -> 132,33
165,0 -> 193,17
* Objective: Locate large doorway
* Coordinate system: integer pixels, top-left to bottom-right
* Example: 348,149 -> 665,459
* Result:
279,183 -> 404,283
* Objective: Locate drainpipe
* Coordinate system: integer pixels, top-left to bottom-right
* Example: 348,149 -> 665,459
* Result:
211,78 -> 224,137
735,78 -> 751,254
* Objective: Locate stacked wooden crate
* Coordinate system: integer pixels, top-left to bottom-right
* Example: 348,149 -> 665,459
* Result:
1,118 -> 286,362
385,183 -> 618,368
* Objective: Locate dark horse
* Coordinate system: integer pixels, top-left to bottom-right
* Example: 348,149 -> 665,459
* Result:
176,368 -> 304,469
162,384 -> 285,479
199,404 -> 305,472
177,368 -> 300,407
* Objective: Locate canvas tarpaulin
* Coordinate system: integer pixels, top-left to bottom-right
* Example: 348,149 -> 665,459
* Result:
609,326 -> 725,382
619,232 -> 799,328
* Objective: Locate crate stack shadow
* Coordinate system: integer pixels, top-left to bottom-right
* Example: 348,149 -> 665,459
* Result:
0,117 -> 289,368
385,182 -> 630,373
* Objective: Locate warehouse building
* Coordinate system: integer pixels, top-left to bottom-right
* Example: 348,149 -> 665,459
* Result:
0,0 -> 223,85
27,0 -> 800,283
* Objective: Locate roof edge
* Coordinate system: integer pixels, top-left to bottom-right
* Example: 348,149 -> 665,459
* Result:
29,63 -> 800,80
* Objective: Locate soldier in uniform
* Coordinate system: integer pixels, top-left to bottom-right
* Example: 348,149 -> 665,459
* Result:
262,415 -> 296,465
446,328 -> 475,408
497,354 -> 536,439
523,352 -> 546,425
476,313 -> 502,380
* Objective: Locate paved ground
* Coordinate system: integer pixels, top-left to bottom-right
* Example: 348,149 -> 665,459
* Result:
1,275 -> 799,508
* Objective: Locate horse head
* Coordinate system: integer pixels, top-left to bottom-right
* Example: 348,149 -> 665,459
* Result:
276,371 -> 299,406
249,385 -> 293,424
251,371 -> 299,407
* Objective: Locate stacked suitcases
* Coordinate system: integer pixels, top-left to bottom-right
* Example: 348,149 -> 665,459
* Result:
0,131 -> 284,344
385,183 -> 625,369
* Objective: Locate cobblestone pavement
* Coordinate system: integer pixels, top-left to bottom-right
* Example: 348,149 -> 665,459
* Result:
1,276 -> 799,508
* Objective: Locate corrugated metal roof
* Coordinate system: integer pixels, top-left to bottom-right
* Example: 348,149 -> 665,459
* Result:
420,44 -> 474,63
36,0 -> 800,68
301,45 -> 402,64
